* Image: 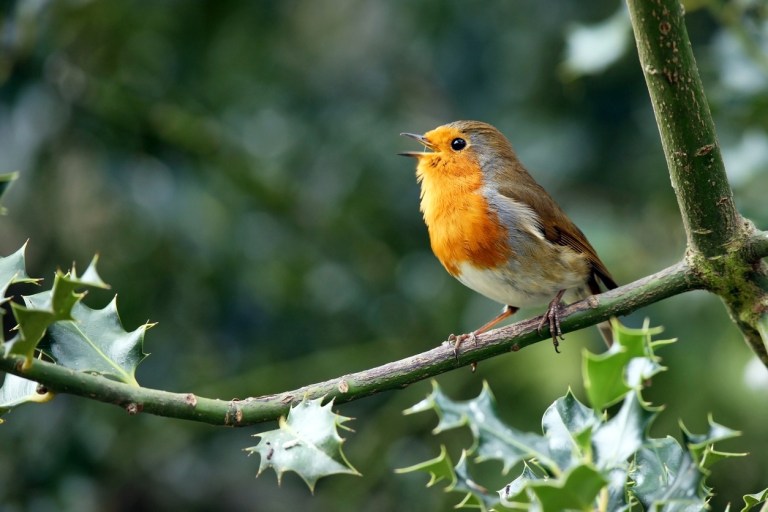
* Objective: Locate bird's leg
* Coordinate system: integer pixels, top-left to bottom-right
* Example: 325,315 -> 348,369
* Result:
537,289 -> 567,353
448,305 -> 519,360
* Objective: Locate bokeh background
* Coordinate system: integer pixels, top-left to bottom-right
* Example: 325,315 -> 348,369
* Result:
1,0 -> 767,510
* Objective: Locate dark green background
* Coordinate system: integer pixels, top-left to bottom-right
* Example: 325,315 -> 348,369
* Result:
1,0 -> 766,510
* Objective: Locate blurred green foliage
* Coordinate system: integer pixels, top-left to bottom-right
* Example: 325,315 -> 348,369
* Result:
0,0 -> 766,510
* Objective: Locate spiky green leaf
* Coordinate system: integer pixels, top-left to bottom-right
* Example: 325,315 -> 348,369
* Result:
452,451 -> 499,511
246,397 -> 359,491
402,323 -> 746,511
5,257 -> 109,361
405,380 -> 554,473
497,462 -> 542,508
397,446 -> 505,511
0,243 -> 40,344
37,297 -> 150,386
631,437 -> 707,510
6,306 -> 57,360
681,416 -> 743,469
0,242 -> 38,299
0,373 -> 54,419
583,320 -> 666,411
395,444 -> 455,487
593,391 -> 657,470
541,389 -> 601,470
528,464 -> 607,512
741,488 -> 768,512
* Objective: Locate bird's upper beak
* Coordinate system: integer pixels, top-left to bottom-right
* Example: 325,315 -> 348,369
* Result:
398,132 -> 435,158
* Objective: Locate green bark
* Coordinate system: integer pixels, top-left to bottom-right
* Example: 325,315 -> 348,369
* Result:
627,0 -> 768,365
626,0 -> 739,257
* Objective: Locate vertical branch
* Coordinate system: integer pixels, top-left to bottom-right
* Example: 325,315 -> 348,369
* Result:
627,0 -> 768,366
625,0 -> 740,257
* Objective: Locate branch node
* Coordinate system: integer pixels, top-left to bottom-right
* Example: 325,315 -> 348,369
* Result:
695,143 -> 716,156
185,393 -> 198,407
225,401 -> 245,426
125,402 -> 143,415
644,64 -> 660,75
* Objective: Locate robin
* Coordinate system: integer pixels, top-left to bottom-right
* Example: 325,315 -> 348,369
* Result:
400,120 -> 617,353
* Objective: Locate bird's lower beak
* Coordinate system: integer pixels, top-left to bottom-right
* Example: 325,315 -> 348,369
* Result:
398,132 -> 434,157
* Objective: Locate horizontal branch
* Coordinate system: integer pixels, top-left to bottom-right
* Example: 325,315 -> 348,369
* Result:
0,259 -> 700,427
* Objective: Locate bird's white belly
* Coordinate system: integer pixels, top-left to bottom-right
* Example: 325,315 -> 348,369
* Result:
456,260 -> 587,308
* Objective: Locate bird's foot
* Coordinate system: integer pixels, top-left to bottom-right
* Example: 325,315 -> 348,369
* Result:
447,331 -> 478,353
537,296 -> 566,353
447,332 -> 479,369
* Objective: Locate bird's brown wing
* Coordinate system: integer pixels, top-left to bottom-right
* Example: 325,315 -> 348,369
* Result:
498,181 -> 617,291
553,223 -> 617,290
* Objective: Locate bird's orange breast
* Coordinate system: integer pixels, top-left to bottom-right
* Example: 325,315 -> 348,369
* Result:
416,156 -> 511,277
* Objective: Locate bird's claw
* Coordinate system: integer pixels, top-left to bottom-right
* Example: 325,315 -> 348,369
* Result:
447,332 -> 479,367
537,301 -> 565,353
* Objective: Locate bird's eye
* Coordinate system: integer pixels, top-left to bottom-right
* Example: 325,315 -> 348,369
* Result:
450,138 -> 466,151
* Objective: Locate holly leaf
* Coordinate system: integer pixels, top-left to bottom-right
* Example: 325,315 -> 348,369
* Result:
37,296 -> 150,386
583,320 -> 669,411
629,417 -> 741,510
5,256 -> 109,362
741,488 -> 768,512
528,464 -> 607,512
497,462 -> 545,508
593,391 -> 657,470
630,437 -> 707,510
541,389 -> 601,470
246,397 -> 359,491
0,243 -> 40,344
397,446 -> 506,511
681,416 -> 743,469
396,444 -> 455,488
401,324 -> 741,511
0,242 -> 39,299
405,380 -> 554,473
0,372 -> 54,420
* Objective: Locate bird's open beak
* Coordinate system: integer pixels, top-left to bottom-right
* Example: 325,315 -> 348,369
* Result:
398,132 -> 434,157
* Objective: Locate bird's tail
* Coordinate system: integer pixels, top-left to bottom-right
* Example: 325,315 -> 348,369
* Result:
587,271 -> 618,348
596,320 -> 614,347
